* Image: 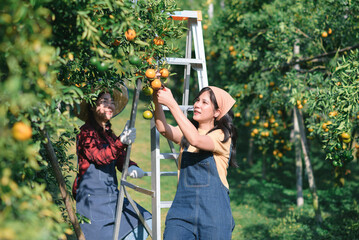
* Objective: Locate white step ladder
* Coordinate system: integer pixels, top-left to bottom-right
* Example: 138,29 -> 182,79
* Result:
150,10 -> 209,240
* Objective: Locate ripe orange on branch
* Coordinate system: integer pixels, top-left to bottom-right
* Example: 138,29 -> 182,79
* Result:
125,29 -> 136,41
151,79 -> 162,90
145,69 -> 156,79
340,132 -> 351,143
160,68 -> 169,78
153,37 -> 164,45
12,122 -> 32,141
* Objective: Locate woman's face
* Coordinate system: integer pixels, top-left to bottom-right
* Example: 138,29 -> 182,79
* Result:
93,93 -> 115,123
193,91 -> 219,123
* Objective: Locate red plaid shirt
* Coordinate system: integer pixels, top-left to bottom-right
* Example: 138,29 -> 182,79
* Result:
72,121 -> 138,198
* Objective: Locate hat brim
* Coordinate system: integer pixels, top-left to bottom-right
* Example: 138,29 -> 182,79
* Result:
75,84 -> 129,122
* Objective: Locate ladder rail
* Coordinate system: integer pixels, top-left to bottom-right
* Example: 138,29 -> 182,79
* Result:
150,10 -> 209,240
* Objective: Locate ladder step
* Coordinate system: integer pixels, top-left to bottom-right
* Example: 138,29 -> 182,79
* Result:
120,180 -> 154,197
169,10 -> 202,21
159,153 -> 179,160
165,57 -> 204,66
162,105 -> 193,111
144,171 -> 177,177
160,201 -> 173,208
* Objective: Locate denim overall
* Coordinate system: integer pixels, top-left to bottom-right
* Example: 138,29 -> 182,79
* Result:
76,158 -> 151,240
163,150 -> 235,240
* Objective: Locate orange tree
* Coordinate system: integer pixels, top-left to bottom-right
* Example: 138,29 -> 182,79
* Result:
205,0 -> 359,178
0,0 -> 185,239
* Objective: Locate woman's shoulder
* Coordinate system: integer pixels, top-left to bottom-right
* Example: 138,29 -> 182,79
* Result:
207,128 -> 225,139
79,123 -> 97,138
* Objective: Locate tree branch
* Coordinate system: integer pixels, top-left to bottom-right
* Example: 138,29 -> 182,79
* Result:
262,44 -> 359,72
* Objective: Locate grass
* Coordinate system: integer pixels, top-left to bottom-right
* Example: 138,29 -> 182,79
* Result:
66,87 -> 359,239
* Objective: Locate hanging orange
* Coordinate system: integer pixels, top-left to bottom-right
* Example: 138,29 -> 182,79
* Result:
160,68 -> 169,78
12,122 -> 32,141
125,29 -> 136,41
145,69 -> 156,79
151,79 -> 162,90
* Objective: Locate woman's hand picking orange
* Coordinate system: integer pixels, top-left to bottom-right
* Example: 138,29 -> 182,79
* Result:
156,87 -> 176,108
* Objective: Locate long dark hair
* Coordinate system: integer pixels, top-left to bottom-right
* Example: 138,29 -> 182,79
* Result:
180,87 -> 238,168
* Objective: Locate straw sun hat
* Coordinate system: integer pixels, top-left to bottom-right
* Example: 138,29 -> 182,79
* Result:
75,83 -> 129,122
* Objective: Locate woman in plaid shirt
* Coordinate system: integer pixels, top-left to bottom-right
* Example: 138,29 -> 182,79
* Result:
73,84 -> 151,240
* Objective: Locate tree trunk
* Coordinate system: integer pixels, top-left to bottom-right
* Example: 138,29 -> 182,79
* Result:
295,107 -> 323,223
208,3 -> 214,19
293,39 -> 304,207
293,108 -> 304,206
262,152 -> 266,180
43,131 -> 85,240
247,137 -> 254,166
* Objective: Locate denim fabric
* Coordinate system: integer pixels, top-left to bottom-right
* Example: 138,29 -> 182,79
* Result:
123,219 -> 152,240
76,158 -> 151,240
164,151 -> 235,240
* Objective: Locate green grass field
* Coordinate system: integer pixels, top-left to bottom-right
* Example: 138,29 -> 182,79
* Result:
68,87 -> 359,240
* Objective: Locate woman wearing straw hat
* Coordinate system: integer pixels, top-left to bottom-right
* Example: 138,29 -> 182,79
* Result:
153,86 -> 237,240
73,83 -> 151,240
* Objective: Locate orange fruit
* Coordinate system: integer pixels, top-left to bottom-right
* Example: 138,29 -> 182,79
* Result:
160,68 -> 169,78
151,79 -> 162,90
125,29 -> 136,41
203,24 -> 208,30
153,37 -> 164,45
328,28 -> 332,34
252,128 -> 259,134
113,39 -> 120,46
341,132 -> 350,139
229,46 -> 234,52
321,31 -> 328,38
145,69 -> 156,79
12,122 -> 32,141
142,86 -> 153,96
235,112 -> 241,117
143,110 -> 153,120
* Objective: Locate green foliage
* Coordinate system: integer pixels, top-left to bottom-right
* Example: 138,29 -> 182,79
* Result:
1,0 -> 185,238
228,156 -> 359,239
205,0 -> 359,171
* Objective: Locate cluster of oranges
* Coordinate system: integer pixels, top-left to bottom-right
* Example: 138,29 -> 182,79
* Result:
296,99 -> 307,109
321,28 -> 333,38
121,29 -> 171,120
142,67 -> 170,120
